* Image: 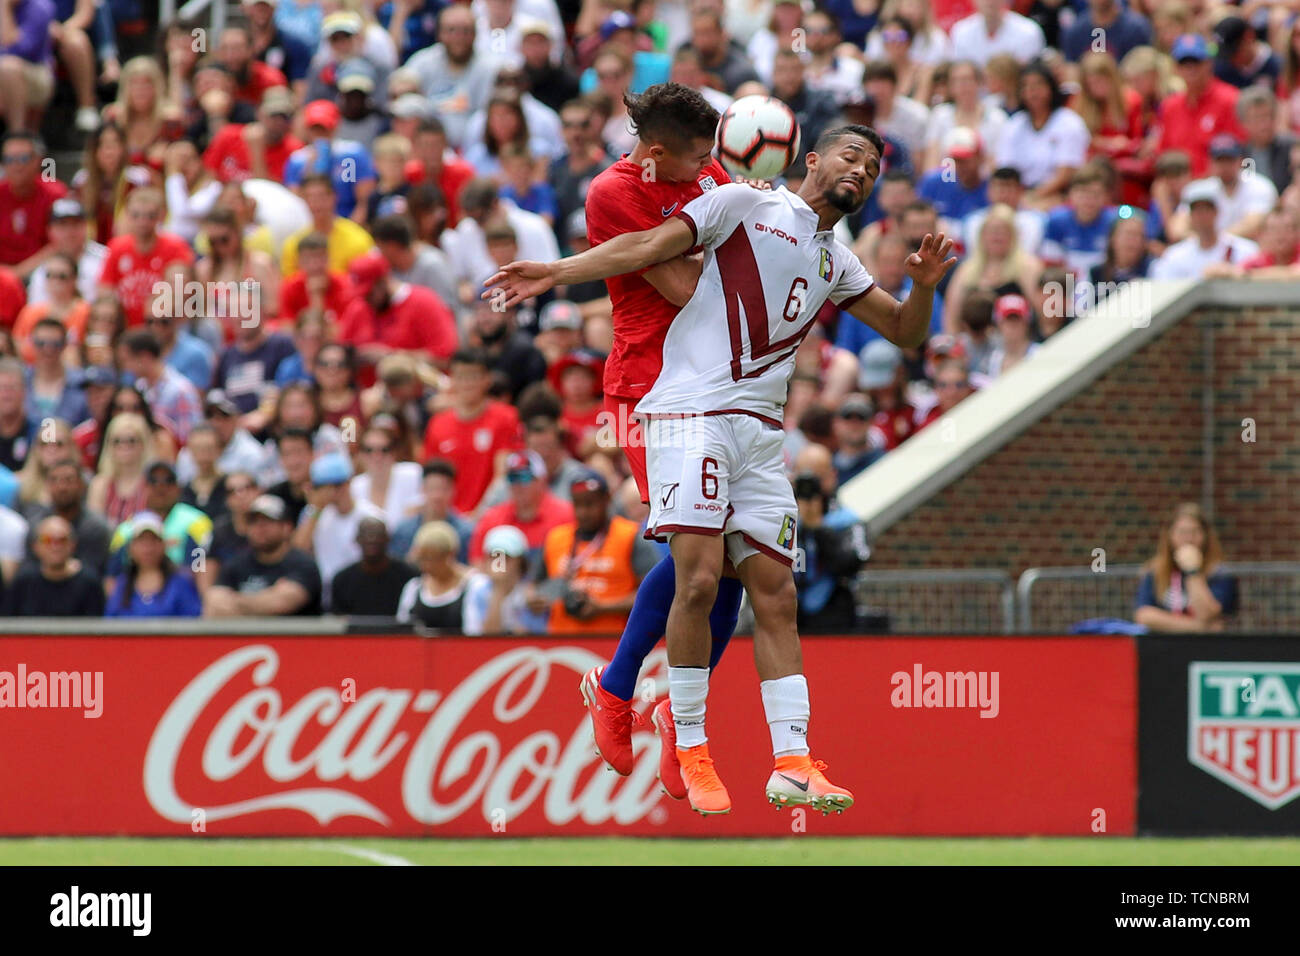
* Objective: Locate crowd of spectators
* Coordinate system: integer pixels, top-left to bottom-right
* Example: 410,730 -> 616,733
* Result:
0,0 -> 1290,629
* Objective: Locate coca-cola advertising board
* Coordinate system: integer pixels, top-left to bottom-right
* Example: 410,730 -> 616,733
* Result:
0,635 -> 1136,836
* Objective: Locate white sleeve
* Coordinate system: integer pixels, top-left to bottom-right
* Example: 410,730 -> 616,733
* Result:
395,577 -> 418,623
461,573 -> 490,635
678,183 -> 756,249
1055,111 -> 1090,169
993,116 -> 1020,170
830,241 -> 876,307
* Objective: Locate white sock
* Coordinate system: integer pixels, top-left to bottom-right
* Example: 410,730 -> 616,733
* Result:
670,666 -> 709,748
760,674 -> 810,757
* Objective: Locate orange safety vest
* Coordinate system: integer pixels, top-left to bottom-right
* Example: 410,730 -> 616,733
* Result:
543,516 -> 640,634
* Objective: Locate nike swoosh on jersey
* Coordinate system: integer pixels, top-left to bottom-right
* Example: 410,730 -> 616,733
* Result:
779,773 -> 810,791
661,203 -> 679,216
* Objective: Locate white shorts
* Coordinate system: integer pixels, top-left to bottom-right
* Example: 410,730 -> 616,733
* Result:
644,413 -> 798,568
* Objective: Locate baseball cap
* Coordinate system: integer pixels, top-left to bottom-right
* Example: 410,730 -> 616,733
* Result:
547,348 -> 604,394
838,395 -> 872,420
483,524 -> 528,558
1181,178 -> 1223,210
569,469 -> 609,496
518,17 -> 552,39
388,92 -> 432,120
539,300 -> 583,331
248,494 -> 287,521
1214,15 -> 1249,54
322,10 -> 362,37
205,389 -> 238,416
1209,134 -> 1244,159
1170,34 -> 1212,62
310,452 -> 353,487
505,450 -> 545,484
337,58 -> 377,94
944,127 -> 981,159
858,340 -> 903,390
302,99 -> 341,132
51,198 -> 85,221
349,251 -> 390,296
79,365 -> 117,388
259,86 -> 294,116
130,511 -> 165,540
600,10 -> 636,39
993,294 -> 1030,322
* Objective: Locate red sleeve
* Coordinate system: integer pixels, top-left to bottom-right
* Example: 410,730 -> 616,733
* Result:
494,403 -> 522,450
335,299 -> 369,343
279,275 -> 307,318
327,274 -> 357,316
98,243 -> 122,285
422,412 -> 442,462
203,126 -> 238,175
161,234 -> 195,265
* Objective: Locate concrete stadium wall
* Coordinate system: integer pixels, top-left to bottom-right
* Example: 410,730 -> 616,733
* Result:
868,301 -> 1300,576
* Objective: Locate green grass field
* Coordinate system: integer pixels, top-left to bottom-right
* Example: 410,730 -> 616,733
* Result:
2,837 -> 1297,866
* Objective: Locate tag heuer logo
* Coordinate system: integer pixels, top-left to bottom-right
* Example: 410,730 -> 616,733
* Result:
1188,662 -> 1300,810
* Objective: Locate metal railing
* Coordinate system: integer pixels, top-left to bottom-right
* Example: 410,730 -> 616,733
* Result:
1017,562 -> 1300,634
853,568 -> 1016,634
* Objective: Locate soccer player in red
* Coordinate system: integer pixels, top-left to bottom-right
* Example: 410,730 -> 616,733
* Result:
573,84 -> 744,801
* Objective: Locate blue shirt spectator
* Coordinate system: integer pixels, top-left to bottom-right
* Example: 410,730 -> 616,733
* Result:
283,138 -> 376,219
917,169 -> 990,226
107,571 -> 203,617
1060,2 -> 1151,63
836,277 -> 942,354
1041,204 -> 1119,276
165,329 -> 216,393
377,0 -> 446,62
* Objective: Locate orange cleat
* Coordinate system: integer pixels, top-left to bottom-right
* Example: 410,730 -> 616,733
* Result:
766,755 -> 854,814
652,699 -> 686,800
579,666 -> 640,775
677,743 -> 731,815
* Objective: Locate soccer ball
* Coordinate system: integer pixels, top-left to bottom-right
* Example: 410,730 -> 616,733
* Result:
715,95 -> 802,181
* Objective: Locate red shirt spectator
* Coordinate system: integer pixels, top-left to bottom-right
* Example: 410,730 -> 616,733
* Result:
279,271 -> 355,322
1157,36 -> 1246,177
235,61 -> 288,108
98,229 -> 195,326
405,154 -> 475,227
335,254 -> 458,362
549,349 -> 604,457
468,452 -> 576,562
0,267 -> 26,327
203,123 -> 303,183
0,136 -> 67,267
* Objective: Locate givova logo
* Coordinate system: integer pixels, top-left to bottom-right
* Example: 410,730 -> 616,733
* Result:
1188,662 -> 1300,809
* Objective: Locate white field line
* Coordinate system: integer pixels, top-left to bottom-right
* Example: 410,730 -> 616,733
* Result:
303,842 -> 417,866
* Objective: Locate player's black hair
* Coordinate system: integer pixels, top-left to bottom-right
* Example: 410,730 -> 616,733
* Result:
813,124 -> 885,159
121,328 -> 162,358
624,83 -> 720,149
423,458 -> 457,481
991,166 -> 1022,183
1020,59 -> 1069,114
370,214 -> 415,246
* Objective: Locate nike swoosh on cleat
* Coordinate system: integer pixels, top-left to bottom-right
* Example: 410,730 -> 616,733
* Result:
779,773 -> 809,792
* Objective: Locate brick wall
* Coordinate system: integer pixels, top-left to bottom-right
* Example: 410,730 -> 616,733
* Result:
869,304 -> 1300,578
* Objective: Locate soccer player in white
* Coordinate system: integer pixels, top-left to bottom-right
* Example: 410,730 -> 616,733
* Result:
486,125 -> 956,814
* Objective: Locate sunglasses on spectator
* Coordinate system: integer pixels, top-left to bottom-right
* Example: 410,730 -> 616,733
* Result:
147,474 -> 178,485
146,317 -> 173,327
111,435 -> 143,446
316,359 -> 347,370
839,411 -> 869,422
33,338 -> 65,350
362,443 -> 393,454
113,403 -> 143,413
46,271 -> 74,281
882,28 -> 909,42
2,153 -> 35,165
38,534 -> 71,546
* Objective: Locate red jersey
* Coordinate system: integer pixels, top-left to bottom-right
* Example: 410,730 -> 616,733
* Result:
868,404 -> 918,452
336,284 -> 458,359
561,402 -> 603,458
204,123 -> 303,183
279,271 -> 356,322
405,155 -> 476,227
468,492 -> 576,563
98,232 -> 196,326
0,266 -> 25,327
0,178 -> 67,266
583,156 -> 731,400
423,401 -> 522,513
1156,80 -> 1245,178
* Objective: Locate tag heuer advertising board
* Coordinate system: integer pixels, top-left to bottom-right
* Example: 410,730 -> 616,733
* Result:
1139,637 -> 1300,834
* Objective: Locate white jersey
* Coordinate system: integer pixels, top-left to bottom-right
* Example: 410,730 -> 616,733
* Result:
637,185 -> 875,424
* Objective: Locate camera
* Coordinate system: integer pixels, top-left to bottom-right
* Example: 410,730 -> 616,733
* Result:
562,587 -> 588,616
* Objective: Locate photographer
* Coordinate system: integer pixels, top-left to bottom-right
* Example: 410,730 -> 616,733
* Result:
792,471 -> 872,632
529,470 -> 659,634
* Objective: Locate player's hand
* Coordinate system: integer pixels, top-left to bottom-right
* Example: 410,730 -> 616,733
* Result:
734,176 -> 773,191
905,233 -> 958,288
482,260 -> 555,309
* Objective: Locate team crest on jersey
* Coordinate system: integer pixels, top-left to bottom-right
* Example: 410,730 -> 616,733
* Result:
698,175 -> 718,191
473,428 -> 493,452
818,249 -> 834,282
777,515 -> 796,550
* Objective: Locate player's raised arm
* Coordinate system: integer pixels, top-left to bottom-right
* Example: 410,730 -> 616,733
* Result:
845,233 -> 958,348
483,217 -> 697,309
